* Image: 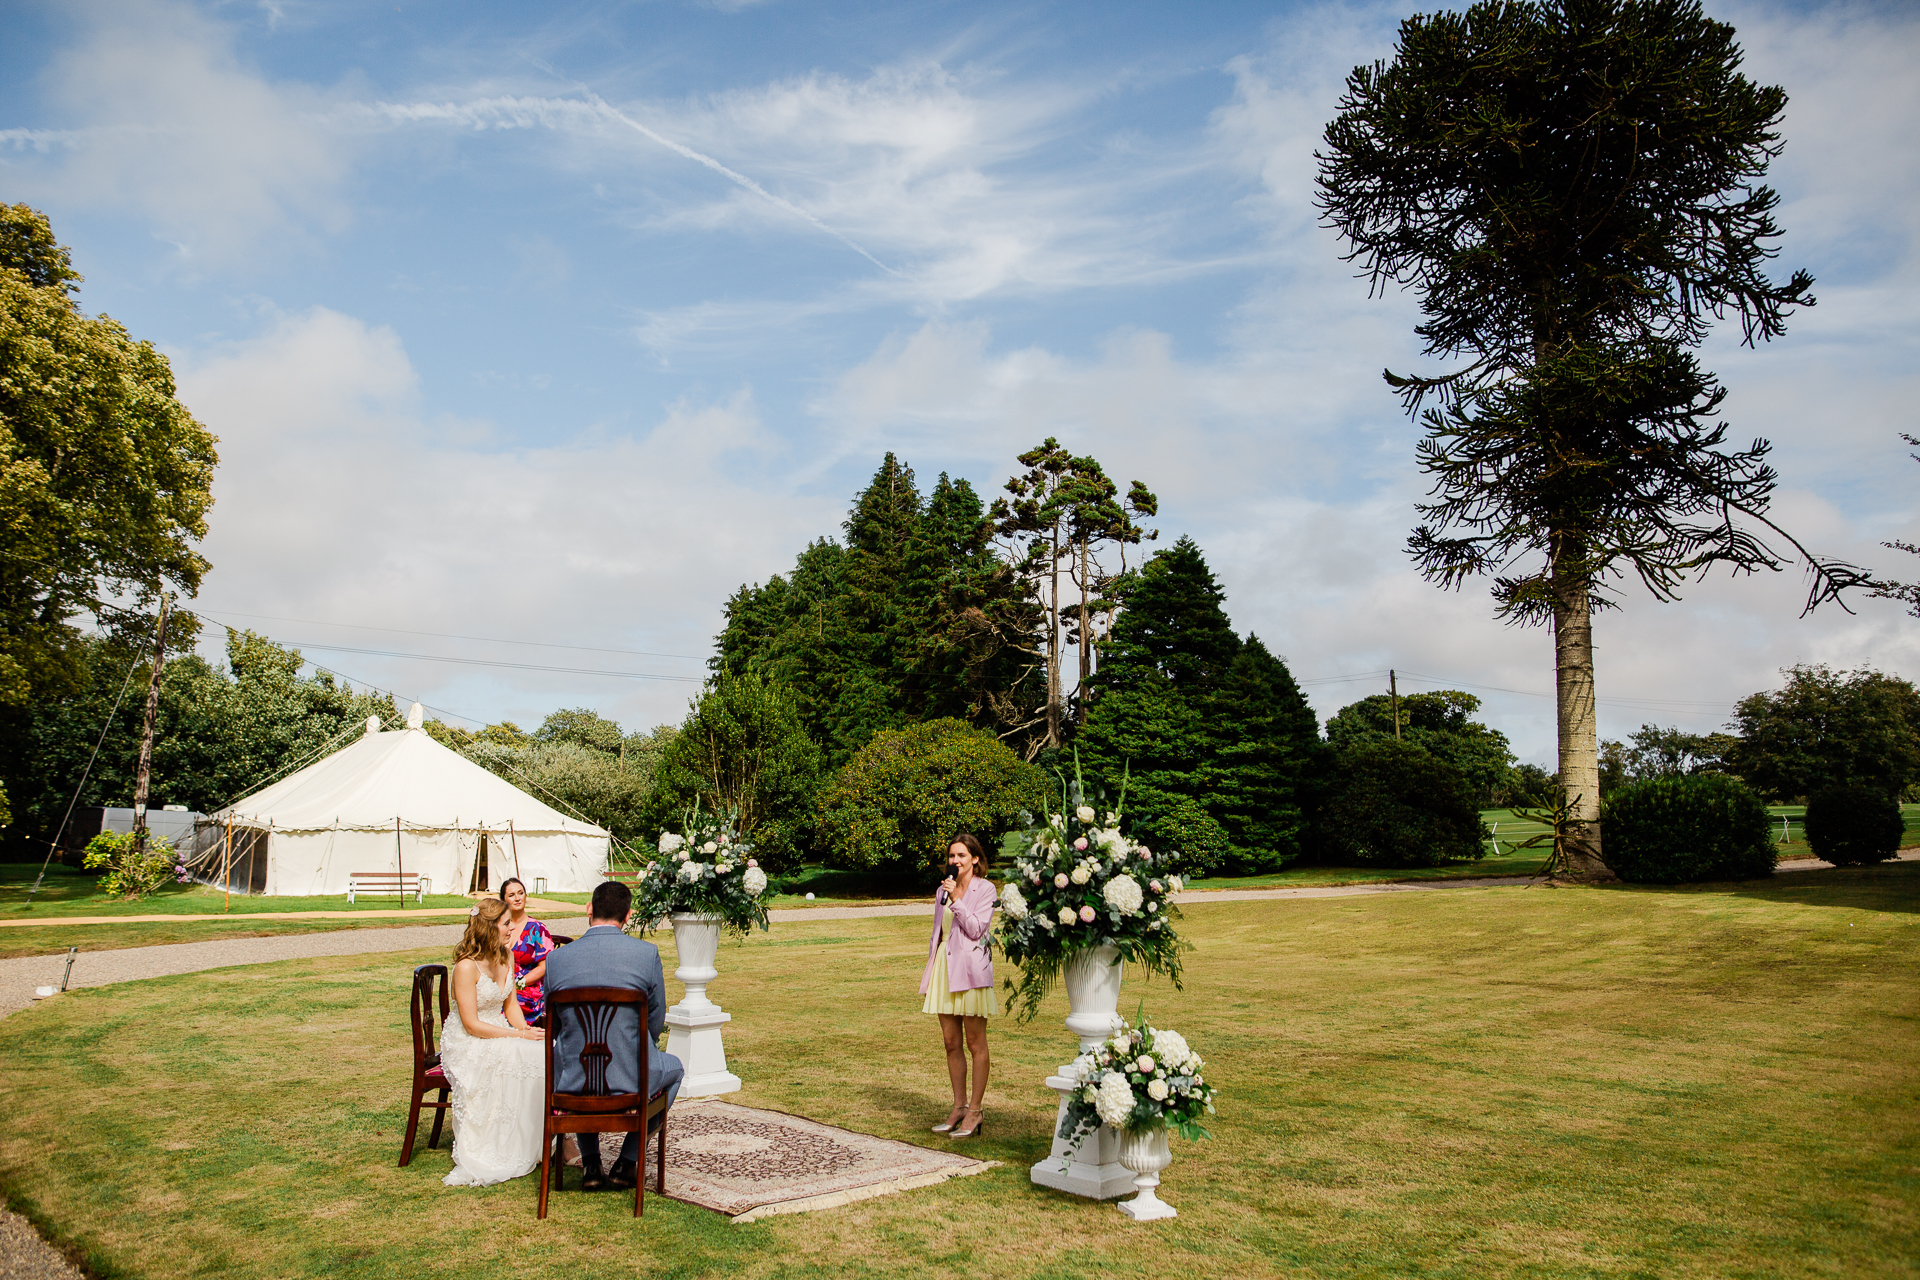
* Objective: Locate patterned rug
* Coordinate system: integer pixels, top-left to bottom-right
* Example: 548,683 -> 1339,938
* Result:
581,1100 -> 996,1222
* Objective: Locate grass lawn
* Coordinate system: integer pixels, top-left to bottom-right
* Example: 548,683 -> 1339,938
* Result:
0,863 -> 483,918
1,864 -> 1914,1278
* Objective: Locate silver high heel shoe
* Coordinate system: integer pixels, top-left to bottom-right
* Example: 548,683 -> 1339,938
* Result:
950,1108 -> 985,1139
931,1106 -> 967,1134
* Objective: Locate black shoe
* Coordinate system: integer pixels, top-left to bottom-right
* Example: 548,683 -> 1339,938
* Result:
579,1170 -> 611,1192
607,1159 -> 637,1189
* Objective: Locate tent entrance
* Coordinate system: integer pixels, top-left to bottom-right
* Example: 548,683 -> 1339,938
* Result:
469,833 -> 489,893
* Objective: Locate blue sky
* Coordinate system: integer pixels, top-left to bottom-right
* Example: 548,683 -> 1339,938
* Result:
4,0 -> 1916,762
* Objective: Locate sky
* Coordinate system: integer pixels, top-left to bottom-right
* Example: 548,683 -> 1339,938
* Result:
2,0 -> 1916,764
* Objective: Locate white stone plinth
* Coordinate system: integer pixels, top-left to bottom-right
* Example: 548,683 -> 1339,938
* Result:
666,913 -> 741,1097
1115,1124 -> 1178,1220
1029,945 -> 1133,1198
1030,1064 -> 1143,1200
665,1002 -> 741,1097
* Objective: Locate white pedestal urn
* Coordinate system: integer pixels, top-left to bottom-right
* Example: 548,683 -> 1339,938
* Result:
664,912 -> 742,1097
1029,944 -> 1137,1199
1115,1124 -> 1178,1220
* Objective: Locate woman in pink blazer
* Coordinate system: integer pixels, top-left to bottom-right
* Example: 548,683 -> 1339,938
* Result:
920,832 -> 996,1139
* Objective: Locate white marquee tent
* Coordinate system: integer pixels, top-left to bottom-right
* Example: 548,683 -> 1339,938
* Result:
186,704 -> 610,896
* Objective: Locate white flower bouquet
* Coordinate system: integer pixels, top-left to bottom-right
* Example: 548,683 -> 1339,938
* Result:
995,756 -> 1189,1021
625,808 -> 771,939
1058,1013 -> 1216,1157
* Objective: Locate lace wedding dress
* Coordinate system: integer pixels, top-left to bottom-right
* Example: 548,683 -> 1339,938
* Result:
439,968 -> 546,1187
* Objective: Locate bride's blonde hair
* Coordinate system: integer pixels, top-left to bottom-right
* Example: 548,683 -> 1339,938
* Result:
453,898 -> 511,967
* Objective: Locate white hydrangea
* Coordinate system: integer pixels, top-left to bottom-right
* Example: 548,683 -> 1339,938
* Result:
742,867 -> 768,896
677,861 -> 704,883
1102,874 -> 1144,915
1152,1028 -> 1193,1071
1058,906 -> 1076,925
1000,882 -> 1029,919
1146,1078 -> 1169,1102
1075,804 -> 1096,823
1069,866 -> 1091,886
1093,827 -> 1125,851
658,832 -> 685,855
1094,1071 -> 1135,1126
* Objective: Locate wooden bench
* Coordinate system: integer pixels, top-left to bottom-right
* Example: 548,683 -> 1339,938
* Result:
605,868 -> 641,884
347,871 -> 424,904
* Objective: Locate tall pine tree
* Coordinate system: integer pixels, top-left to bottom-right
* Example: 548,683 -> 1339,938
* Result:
1078,537 -> 1320,874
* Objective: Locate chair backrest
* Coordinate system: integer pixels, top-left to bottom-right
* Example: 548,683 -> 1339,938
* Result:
411,964 -> 449,1066
545,986 -> 648,1110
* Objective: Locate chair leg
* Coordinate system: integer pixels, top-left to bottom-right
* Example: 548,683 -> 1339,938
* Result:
538,1131 -> 552,1219
634,1128 -> 644,1218
400,1088 -> 423,1167
657,1109 -> 668,1194
427,1090 -> 448,1150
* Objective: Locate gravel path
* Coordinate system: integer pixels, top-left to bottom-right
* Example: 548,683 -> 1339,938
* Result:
0,1208 -> 83,1280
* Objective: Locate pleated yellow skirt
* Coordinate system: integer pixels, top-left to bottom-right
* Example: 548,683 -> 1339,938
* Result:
922,906 -> 994,1017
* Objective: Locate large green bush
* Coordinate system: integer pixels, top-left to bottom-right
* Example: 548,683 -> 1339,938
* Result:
1601,774 -> 1776,883
648,671 -> 821,872
1125,790 -> 1230,879
815,718 -> 1049,874
1803,784 -> 1904,866
1314,740 -> 1488,869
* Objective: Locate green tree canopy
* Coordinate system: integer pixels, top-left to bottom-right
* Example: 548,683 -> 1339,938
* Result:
648,669 -> 822,869
1315,0 -> 1849,879
535,707 -> 625,754
814,717 -> 1049,875
1078,537 -> 1321,874
1729,666 -> 1920,802
716,455 -> 1040,769
0,204 -> 218,708
1325,689 -> 1516,806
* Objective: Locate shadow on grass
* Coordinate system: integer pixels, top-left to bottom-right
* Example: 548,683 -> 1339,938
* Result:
1592,860 -> 1920,914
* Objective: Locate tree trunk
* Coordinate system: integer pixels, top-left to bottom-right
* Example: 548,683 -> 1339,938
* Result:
1044,526 -> 1062,749
1551,542 -> 1615,882
1076,534 -> 1091,725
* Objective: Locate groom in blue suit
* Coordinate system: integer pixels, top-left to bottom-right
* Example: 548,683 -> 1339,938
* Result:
544,880 -> 684,1190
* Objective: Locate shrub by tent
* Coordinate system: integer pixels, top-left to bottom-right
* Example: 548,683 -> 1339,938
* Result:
185,703 -> 609,896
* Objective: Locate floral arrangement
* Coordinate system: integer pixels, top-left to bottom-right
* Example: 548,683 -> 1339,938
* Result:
995,759 -> 1189,1021
1058,1013 -> 1216,1158
625,809 -> 772,939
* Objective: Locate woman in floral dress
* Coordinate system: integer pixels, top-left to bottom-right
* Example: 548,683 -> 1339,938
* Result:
500,877 -> 557,1026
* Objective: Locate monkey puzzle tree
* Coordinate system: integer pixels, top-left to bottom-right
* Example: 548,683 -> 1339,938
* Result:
1315,0 -> 1862,879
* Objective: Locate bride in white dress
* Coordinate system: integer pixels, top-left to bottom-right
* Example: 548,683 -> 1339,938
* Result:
439,898 -> 548,1187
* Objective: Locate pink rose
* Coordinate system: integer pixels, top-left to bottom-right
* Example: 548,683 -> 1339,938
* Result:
1150,879 -> 1163,892
1074,837 -> 1088,851
746,858 -> 758,867
1078,905 -> 1096,923
1137,845 -> 1151,857
1055,873 -> 1070,889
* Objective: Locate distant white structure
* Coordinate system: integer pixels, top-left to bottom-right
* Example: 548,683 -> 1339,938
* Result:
186,704 -> 608,896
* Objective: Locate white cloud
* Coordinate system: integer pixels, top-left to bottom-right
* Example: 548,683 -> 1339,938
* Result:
171,306 -> 836,732
1,0 -> 349,265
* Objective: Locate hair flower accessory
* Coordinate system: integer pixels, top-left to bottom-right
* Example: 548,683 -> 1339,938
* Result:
468,905 -> 480,916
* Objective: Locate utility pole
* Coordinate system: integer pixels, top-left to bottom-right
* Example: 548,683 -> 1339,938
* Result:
1389,669 -> 1401,742
130,595 -> 171,856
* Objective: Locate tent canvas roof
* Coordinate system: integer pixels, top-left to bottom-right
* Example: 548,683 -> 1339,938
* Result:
216,725 -> 607,836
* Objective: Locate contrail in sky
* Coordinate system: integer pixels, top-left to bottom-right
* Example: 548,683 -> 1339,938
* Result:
575,90 -> 898,277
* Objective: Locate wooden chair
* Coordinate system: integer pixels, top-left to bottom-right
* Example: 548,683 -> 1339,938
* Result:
538,987 -> 671,1218
400,963 -> 452,1166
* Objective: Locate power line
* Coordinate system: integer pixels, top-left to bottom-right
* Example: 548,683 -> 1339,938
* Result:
277,641 -> 702,683
190,607 -> 704,661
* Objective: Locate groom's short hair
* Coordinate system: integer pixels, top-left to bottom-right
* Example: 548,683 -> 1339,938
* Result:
590,880 -> 633,923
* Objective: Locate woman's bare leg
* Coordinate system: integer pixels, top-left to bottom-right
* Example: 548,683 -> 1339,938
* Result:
939,1014 -> 968,1107
962,1016 -> 990,1109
